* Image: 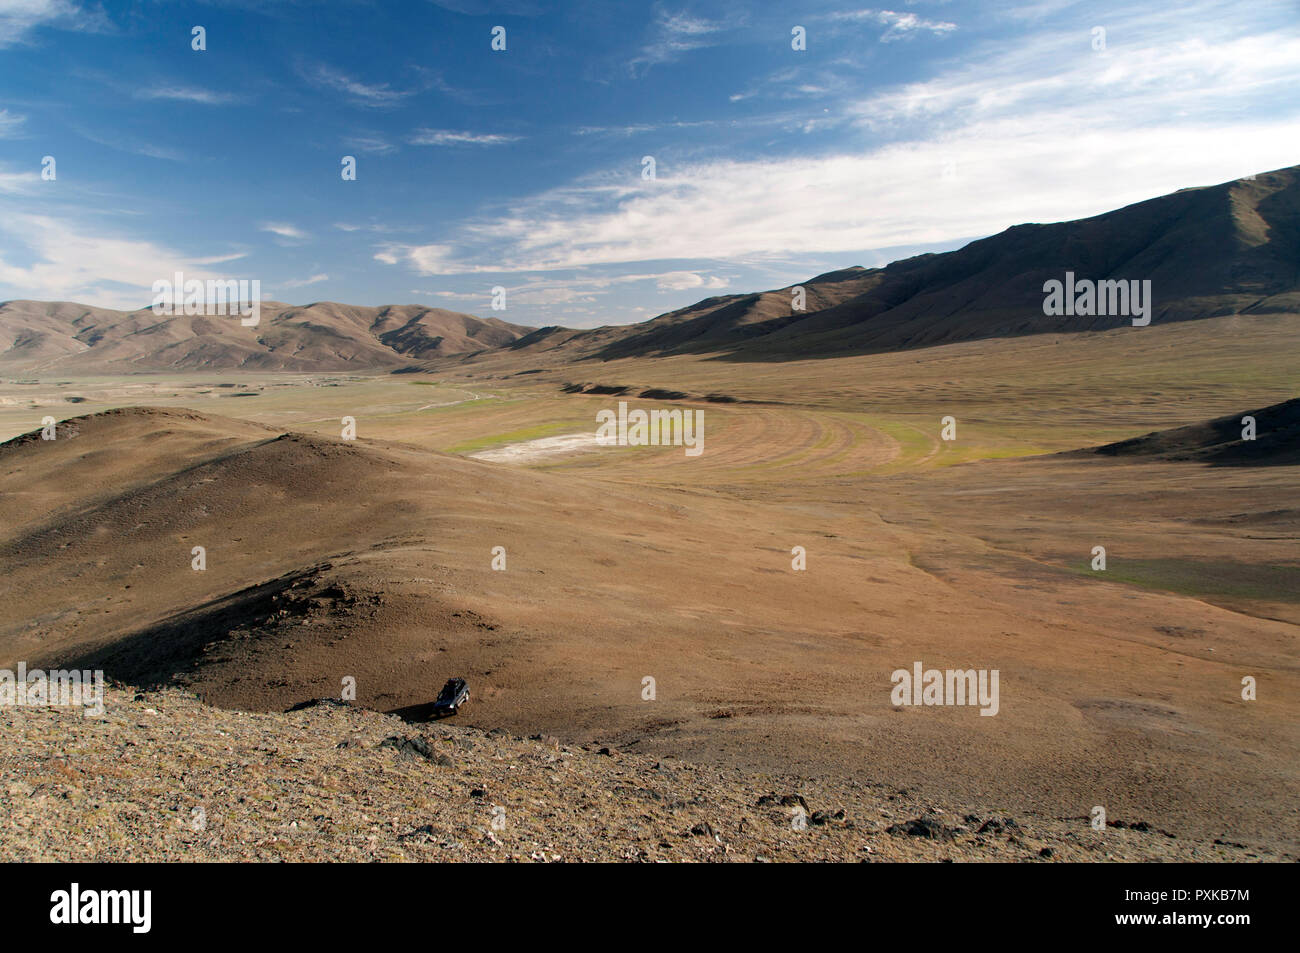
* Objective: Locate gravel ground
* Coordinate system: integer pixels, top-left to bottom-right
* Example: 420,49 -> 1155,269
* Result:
0,687 -> 1286,862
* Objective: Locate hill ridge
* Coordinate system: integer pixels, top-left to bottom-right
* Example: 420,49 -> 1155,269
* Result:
3,165 -> 1297,370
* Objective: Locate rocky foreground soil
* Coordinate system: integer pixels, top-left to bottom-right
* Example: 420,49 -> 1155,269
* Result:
0,687 -> 1286,862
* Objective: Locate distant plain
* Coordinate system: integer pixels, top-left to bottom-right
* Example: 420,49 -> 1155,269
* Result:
2,310 -> 1296,851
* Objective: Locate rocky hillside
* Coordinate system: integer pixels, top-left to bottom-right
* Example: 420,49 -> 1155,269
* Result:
0,686 -> 1283,862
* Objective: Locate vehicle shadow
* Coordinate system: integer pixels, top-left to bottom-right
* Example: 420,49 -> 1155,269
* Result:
387,700 -> 446,722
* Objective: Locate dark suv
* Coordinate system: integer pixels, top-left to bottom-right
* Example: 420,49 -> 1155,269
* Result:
432,677 -> 470,716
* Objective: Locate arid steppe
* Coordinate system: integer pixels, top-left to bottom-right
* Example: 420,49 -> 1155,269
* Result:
2,310 -> 1296,856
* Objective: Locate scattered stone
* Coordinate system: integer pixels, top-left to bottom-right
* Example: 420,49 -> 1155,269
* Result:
757,793 -> 808,810
397,824 -> 436,841
287,698 -> 351,713
886,815 -> 954,840
1214,838 -> 1248,849
379,735 -> 449,765
810,809 -> 846,825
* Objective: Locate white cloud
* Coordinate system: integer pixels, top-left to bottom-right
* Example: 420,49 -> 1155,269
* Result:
135,85 -> 236,105
0,213 -> 244,309
260,222 -> 309,241
575,123 -> 660,137
281,273 -> 329,288
631,8 -> 727,72
0,108 -> 26,138
400,271 -> 732,308
345,135 -> 396,154
420,122 -> 1294,273
0,168 -> 39,194
830,9 -> 957,42
876,10 -> 957,42
0,0 -> 101,48
655,271 -> 728,291
375,6 -> 1300,276
334,222 -> 412,234
305,64 -> 411,107
73,125 -> 184,161
999,0 -> 1084,22
408,129 -> 522,146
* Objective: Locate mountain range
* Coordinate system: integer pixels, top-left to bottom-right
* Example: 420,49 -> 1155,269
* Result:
2,165 -> 1296,372
0,301 -> 533,372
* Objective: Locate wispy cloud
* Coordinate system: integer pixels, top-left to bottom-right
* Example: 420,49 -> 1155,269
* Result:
408,129 -> 522,147
575,119 -> 720,137
260,222 -> 310,242
631,7 -> 727,73
0,166 -> 40,195
134,85 -> 238,105
654,270 -> 729,291
73,125 -> 184,161
829,9 -> 958,42
0,212 -> 244,309
0,0 -> 108,49
848,12 -> 1300,127
375,7 -> 1300,277
333,221 -> 413,234
281,273 -> 329,288
344,134 -> 397,154
999,0 -> 1084,22
304,63 -> 413,107
379,125 -> 1299,278
408,270 -> 730,308
0,108 -> 25,138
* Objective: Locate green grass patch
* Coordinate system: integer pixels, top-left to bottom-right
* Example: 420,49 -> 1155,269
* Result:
933,445 -> 1052,466
1069,557 -> 1300,603
855,416 -> 935,473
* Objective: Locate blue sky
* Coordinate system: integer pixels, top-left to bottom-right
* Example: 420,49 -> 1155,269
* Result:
1,0 -> 1298,328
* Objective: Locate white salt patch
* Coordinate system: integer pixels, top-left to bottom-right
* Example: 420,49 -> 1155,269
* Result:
468,432 -> 603,463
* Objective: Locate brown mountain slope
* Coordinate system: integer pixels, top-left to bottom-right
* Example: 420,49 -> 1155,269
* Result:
1070,397 -> 1300,466
0,300 -> 534,372
585,266 -> 883,359
553,165 -> 1299,362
